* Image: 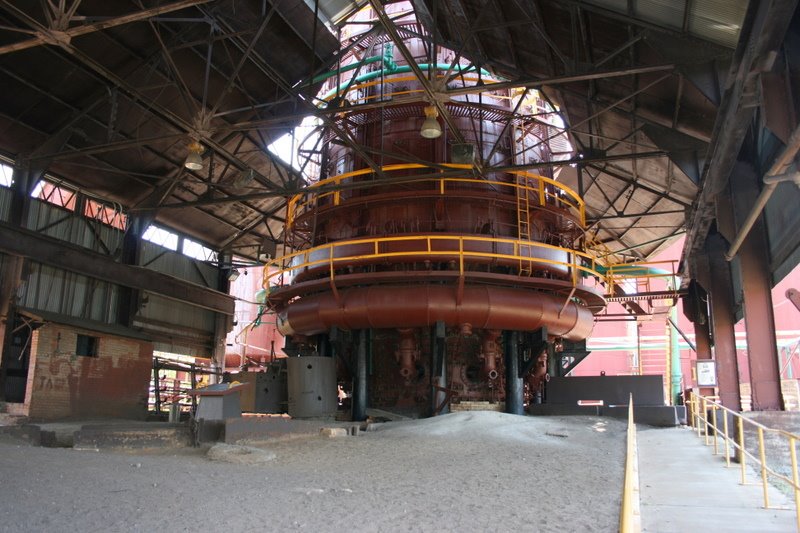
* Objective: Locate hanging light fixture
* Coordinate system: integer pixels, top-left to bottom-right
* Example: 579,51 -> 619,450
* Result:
227,268 -> 241,282
184,140 -> 204,170
420,105 -> 442,139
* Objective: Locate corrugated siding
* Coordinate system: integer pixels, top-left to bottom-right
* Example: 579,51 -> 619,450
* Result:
139,292 -> 216,333
689,0 -> 747,48
0,186 -> 10,221
637,0 -> 683,30
138,241 -> 221,289
17,261 -> 119,324
26,200 -> 125,255
583,0 -> 746,48
136,292 -> 216,357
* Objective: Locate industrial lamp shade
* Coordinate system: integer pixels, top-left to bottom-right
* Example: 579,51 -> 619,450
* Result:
420,116 -> 442,139
420,105 -> 442,139
184,151 -> 204,170
184,141 -> 205,170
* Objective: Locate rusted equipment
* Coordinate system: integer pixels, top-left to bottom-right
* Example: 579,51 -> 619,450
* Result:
396,328 -> 419,379
480,330 -> 501,380
264,5 -> 605,418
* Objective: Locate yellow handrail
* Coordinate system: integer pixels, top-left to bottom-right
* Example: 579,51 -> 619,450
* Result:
262,233 -> 605,290
687,392 -> 800,530
286,163 -> 587,229
620,394 -> 641,533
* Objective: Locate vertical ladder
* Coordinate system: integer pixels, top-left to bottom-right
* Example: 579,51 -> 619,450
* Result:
517,174 -> 532,276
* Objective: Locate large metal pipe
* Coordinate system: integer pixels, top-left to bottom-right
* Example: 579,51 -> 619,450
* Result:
724,170 -> 800,261
480,330 -> 501,380
504,331 -> 524,415
396,328 -> 418,379
725,123 -> 800,261
277,285 -> 594,341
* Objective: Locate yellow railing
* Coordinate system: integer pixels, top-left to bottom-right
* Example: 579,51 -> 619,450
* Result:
286,163 -> 586,230
620,394 -> 641,533
687,392 -> 800,530
263,233 -> 605,290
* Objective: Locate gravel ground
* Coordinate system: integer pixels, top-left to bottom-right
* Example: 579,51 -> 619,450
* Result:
0,412 -> 625,533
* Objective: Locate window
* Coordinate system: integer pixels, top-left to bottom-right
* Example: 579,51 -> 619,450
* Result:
142,224 -> 179,251
85,198 -> 127,230
0,163 -> 11,187
31,180 -> 77,210
76,334 -> 99,357
182,237 -> 218,262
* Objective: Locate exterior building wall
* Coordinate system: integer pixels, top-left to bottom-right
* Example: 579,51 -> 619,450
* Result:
23,323 -> 153,420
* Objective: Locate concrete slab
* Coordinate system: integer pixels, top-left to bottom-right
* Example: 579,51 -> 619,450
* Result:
639,426 -> 796,532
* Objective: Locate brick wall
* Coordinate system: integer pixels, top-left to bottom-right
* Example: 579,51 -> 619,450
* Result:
24,323 -> 153,420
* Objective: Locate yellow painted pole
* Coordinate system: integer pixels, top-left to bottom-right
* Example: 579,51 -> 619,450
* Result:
712,407 -> 719,455
758,427 -> 770,508
703,397 -> 709,445
789,436 -> 800,531
738,416 -> 747,485
723,409 -> 731,468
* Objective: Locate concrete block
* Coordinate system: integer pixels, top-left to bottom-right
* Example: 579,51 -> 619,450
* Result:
320,427 -> 348,438
528,404 -> 602,416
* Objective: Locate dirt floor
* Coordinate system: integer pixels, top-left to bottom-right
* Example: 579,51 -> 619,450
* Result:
0,412 -> 626,533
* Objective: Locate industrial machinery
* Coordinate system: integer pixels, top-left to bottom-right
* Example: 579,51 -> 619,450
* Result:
264,3 -> 606,418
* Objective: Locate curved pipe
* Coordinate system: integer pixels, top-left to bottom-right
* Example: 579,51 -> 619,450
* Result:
277,284 -> 594,341
396,328 -> 417,379
481,330 -> 500,380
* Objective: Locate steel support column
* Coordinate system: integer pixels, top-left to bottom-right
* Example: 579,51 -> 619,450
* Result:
504,330 -> 524,415
732,164 -> 783,410
706,231 -> 742,411
692,255 -> 715,397
352,329 -> 368,421
431,321 -> 447,416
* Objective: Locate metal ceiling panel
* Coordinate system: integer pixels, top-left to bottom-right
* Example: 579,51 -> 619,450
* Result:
689,0 -> 749,48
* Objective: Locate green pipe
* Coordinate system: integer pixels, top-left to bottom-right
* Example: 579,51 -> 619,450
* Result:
594,264 -> 672,278
669,295 -> 682,404
308,43 -> 396,85
320,63 -> 491,103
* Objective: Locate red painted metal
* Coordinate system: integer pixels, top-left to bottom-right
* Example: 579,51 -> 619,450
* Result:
480,330 -> 501,380
267,5 -> 604,415
276,285 -> 594,340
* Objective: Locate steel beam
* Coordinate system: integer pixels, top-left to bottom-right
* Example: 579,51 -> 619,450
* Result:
0,221 -> 234,316
352,329 -> 368,421
504,330 -> 524,415
705,231 -> 742,411
732,165 -> 783,411
0,0 -> 212,56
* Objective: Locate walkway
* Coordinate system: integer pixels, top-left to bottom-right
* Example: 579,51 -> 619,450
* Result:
638,426 -> 796,532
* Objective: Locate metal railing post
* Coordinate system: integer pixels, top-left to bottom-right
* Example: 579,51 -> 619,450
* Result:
738,416 -> 747,485
703,397 -> 709,445
712,406 -> 719,455
790,436 -> 800,530
758,427 -> 770,509
723,410 -> 731,468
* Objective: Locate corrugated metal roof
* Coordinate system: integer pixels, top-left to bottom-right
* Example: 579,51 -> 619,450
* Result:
582,0 -> 748,47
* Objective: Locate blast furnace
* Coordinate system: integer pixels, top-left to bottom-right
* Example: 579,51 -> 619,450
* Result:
265,4 -> 605,418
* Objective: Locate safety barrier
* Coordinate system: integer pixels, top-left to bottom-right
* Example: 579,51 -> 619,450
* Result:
285,163 -> 586,229
263,233 -> 606,290
687,392 -> 800,530
619,394 -> 642,533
